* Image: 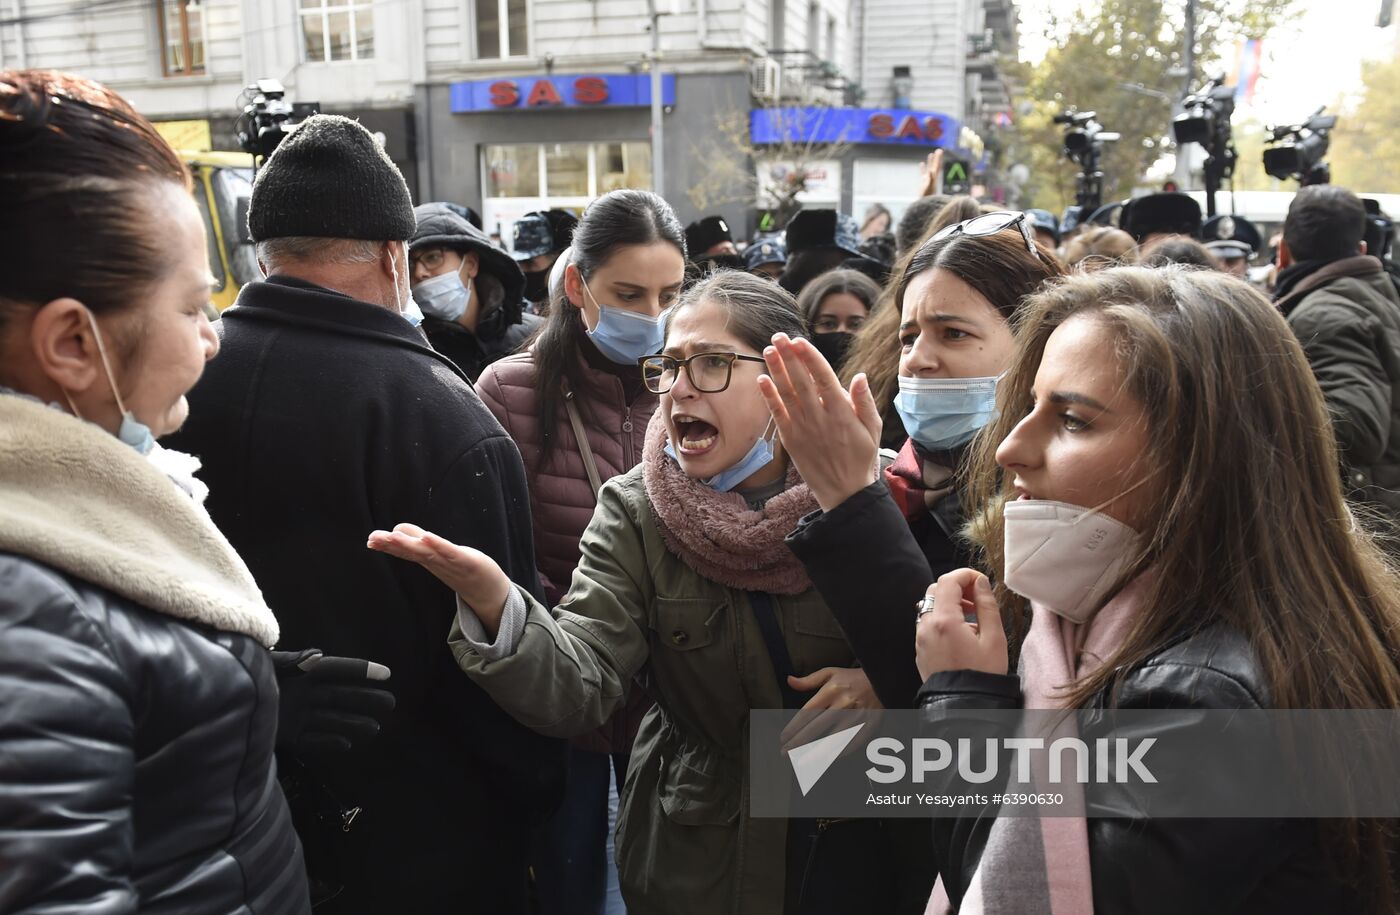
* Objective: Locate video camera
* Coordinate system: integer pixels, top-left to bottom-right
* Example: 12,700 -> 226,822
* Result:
1263,107 -> 1336,185
1052,110 -> 1119,214
236,79 -> 320,161
1171,77 -> 1237,217
1052,110 -> 1119,168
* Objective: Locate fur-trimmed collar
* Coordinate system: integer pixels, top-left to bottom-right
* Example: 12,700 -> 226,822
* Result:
0,394 -> 280,646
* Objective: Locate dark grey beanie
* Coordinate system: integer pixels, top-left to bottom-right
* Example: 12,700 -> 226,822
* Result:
248,114 -> 415,242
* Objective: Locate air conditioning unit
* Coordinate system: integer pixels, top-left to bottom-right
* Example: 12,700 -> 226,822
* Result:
752,58 -> 782,102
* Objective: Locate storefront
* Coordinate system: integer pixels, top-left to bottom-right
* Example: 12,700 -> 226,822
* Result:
749,106 -> 986,230
416,69 -> 753,247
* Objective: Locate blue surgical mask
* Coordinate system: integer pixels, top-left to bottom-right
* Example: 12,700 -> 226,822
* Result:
894,374 -> 999,451
582,280 -> 668,365
413,270 -> 472,322
77,308 -> 156,456
665,419 -> 778,493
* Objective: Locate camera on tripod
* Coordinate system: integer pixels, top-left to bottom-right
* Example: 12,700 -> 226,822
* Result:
236,79 -> 320,160
1052,110 -> 1118,216
1052,110 -> 1119,167
1171,77 -> 1237,217
1263,107 -> 1337,185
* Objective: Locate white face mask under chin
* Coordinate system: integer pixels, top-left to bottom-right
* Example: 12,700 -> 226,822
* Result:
1002,499 -> 1143,624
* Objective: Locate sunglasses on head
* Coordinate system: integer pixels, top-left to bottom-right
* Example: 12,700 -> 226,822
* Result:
930,210 -> 1042,257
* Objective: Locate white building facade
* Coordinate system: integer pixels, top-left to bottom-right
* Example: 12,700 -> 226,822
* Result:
0,0 -> 1015,238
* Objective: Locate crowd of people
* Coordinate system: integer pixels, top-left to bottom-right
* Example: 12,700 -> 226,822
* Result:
2,67 -> 1400,915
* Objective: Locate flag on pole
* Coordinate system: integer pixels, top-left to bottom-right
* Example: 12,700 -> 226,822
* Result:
1233,39 -> 1263,104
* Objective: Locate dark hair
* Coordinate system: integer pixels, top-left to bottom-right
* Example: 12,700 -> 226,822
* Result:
0,70 -> 191,358
896,195 -> 951,254
795,268 -> 883,330
667,269 -> 806,353
1284,185 -> 1368,263
1137,237 -> 1219,270
895,227 -> 1066,322
531,188 -> 686,466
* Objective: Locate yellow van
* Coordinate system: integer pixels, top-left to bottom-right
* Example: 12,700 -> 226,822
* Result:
182,150 -> 259,311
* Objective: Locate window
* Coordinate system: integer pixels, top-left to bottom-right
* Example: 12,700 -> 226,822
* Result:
806,2 -> 819,55
484,142 -> 651,199
212,167 -> 261,288
825,14 -> 836,64
476,0 -> 528,59
301,0 -> 374,62
485,145 -> 542,198
159,0 -> 206,76
191,182 -> 224,291
482,141 -> 651,243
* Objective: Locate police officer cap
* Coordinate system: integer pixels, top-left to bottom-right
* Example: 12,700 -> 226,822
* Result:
1024,208 -> 1060,243
744,237 -> 787,270
1201,214 -> 1262,259
512,209 -> 579,262
685,216 -> 734,258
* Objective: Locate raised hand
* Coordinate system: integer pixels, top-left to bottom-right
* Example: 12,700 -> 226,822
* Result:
916,150 -> 944,197
758,332 -> 882,513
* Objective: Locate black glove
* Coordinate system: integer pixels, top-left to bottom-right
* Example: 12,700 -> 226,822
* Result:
272,649 -> 396,765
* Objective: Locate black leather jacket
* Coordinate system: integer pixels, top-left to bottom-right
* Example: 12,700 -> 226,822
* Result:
0,553 -> 310,914
918,626 -> 1364,914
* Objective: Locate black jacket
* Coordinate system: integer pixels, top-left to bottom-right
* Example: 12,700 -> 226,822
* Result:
165,277 -> 565,914
422,311 -> 539,383
0,554 -> 310,914
918,628 -> 1362,913
1278,255 -> 1400,523
787,480 -> 969,709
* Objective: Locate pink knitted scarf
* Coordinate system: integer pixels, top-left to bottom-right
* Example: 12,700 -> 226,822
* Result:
641,410 -> 817,595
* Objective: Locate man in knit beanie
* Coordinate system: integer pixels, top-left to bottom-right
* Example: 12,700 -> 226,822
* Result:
166,115 -> 564,914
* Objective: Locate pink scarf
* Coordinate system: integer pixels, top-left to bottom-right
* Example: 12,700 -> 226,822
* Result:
640,410 -> 817,595
928,570 -> 1155,915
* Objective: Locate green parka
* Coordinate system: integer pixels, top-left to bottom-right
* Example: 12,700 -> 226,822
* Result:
449,464 -> 856,914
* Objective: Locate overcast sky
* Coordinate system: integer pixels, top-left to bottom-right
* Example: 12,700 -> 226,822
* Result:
1017,0 -> 1396,123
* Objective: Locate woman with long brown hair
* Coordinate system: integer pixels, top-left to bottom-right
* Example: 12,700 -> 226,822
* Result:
915,265 -> 1400,912
773,212 -> 1063,709
767,264 -> 1400,911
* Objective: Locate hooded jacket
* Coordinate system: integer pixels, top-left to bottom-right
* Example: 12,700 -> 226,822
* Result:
0,394 -> 308,914
1278,255 -> 1400,521
410,203 -> 540,380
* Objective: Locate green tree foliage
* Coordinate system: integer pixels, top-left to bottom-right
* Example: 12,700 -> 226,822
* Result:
1008,0 -> 1296,211
1328,57 -> 1400,192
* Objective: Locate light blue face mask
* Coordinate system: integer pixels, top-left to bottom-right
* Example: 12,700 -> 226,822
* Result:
412,270 -> 472,323
893,374 -> 999,451
665,419 -> 777,493
78,308 -> 156,455
582,280 -> 668,365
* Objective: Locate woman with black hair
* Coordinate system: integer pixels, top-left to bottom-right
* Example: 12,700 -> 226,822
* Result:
472,188 -> 685,914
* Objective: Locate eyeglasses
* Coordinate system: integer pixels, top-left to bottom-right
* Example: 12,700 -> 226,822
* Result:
638,352 -> 767,395
931,211 -> 1040,256
410,248 -> 449,271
